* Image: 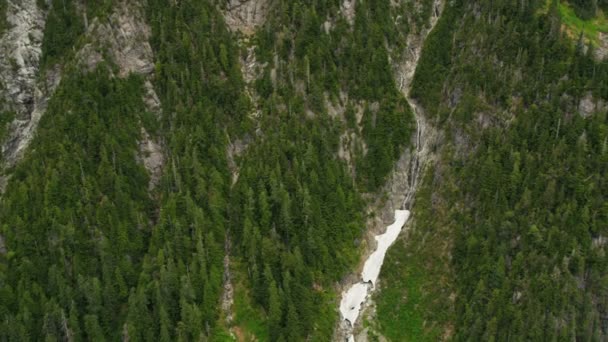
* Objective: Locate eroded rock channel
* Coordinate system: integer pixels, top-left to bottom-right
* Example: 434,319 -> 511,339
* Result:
336,1 -> 444,340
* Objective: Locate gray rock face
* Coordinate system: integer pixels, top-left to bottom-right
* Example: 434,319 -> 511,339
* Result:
2,66 -> 61,168
595,32 -> 608,62
1,1 -> 164,190
579,92 -> 607,118
0,0 -> 58,168
0,0 -> 45,117
138,127 -> 164,191
76,3 -> 164,190
77,3 -> 154,77
224,0 -> 269,35
334,0 -> 446,340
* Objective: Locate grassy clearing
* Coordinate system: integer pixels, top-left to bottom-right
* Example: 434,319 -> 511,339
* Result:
232,264 -> 270,341
541,1 -> 608,45
558,2 -> 608,45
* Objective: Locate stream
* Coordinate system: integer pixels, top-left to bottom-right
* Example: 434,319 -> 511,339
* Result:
337,1 -> 444,340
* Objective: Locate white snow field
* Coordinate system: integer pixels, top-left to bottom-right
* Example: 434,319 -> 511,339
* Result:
339,209 -> 410,338
362,210 -> 410,286
339,282 -> 369,326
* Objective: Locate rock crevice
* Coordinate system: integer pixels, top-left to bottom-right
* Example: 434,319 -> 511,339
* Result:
334,0 -> 445,340
0,0 -> 53,170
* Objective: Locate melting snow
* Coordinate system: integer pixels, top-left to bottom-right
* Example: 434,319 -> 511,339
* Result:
362,210 -> 410,286
340,282 -> 369,326
339,210 -> 410,338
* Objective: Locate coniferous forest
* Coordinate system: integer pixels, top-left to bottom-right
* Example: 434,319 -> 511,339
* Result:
0,0 -> 606,341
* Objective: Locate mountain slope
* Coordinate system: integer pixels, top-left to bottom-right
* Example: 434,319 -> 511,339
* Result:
372,0 -> 608,340
0,0 -> 606,341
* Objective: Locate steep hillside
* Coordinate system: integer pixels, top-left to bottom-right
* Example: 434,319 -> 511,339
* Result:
372,0 -> 608,340
0,0 -> 606,341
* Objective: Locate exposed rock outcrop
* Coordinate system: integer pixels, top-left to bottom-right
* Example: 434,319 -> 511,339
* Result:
138,127 -> 164,191
578,92 -> 607,118
0,0 -> 45,117
340,0 -> 356,25
0,0 -> 57,170
334,0 -> 445,340
76,2 -> 164,189
224,0 -> 269,35
76,2 -> 154,77
594,32 -> 608,61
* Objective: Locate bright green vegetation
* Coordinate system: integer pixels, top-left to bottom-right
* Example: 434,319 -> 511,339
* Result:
558,2 -> 608,44
374,168 -> 455,341
233,278 -> 270,341
538,1 -> 608,45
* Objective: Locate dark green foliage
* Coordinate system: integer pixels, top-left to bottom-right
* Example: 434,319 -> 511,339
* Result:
375,167 -> 455,341
449,101 -> 608,341
0,66 -> 152,340
0,110 -> 14,154
4,0 -> 606,340
41,0 -> 85,68
230,109 -> 365,339
122,1 -> 251,339
572,0 -> 599,19
407,0 -> 608,339
223,0 -> 424,338
0,0 -> 7,36
253,0 -> 415,191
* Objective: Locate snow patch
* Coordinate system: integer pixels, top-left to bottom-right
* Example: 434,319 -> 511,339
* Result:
339,210 -> 410,339
340,282 -> 369,326
362,210 -> 410,285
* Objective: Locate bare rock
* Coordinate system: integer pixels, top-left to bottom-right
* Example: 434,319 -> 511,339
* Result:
340,0 -> 356,25
143,80 -> 161,115
2,65 -> 61,169
0,0 -> 46,118
138,128 -> 164,190
579,92 -> 607,118
594,32 -> 608,62
77,2 -> 154,77
224,0 -> 269,35
593,236 -> 606,249
74,3 -> 164,190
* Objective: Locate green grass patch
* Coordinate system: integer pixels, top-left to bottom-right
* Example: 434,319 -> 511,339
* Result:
558,2 -> 608,45
540,1 -> 608,45
232,264 -> 270,341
